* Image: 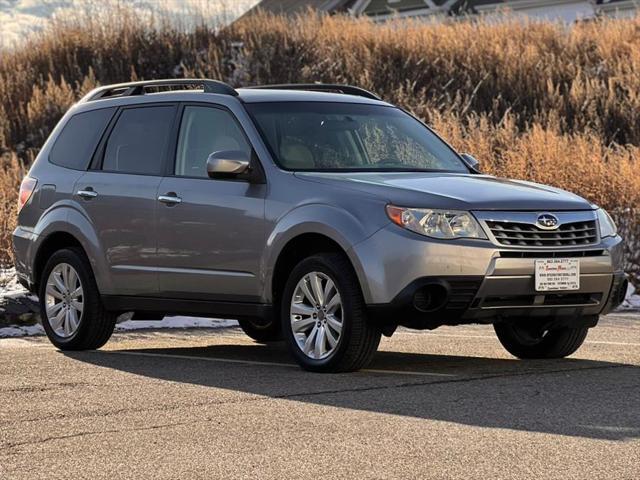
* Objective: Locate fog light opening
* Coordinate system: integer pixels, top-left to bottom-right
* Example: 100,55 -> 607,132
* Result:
413,283 -> 449,313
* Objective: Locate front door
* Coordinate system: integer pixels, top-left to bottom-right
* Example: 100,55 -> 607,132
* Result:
155,104 -> 267,302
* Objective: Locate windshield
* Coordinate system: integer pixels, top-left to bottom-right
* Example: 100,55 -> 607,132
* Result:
246,102 -> 468,172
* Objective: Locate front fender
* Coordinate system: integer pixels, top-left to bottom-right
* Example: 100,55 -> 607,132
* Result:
261,203 -> 384,303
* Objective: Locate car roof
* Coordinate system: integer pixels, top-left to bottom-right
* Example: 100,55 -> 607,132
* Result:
69,87 -> 392,118
75,79 -> 392,110
236,88 -> 392,106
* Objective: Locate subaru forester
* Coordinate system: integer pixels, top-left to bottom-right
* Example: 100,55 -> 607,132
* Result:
13,79 -> 627,372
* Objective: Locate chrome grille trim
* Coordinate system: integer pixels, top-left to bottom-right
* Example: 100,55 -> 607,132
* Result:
473,210 -> 600,249
486,219 -> 597,246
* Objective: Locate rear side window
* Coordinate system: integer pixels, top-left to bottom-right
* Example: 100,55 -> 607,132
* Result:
102,105 -> 176,175
49,108 -> 115,170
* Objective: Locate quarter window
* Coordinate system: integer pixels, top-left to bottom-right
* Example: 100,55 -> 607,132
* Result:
49,108 -> 115,170
175,106 -> 251,178
102,106 -> 176,175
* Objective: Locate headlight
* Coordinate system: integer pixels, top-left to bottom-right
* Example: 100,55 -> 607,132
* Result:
596,208 -> 617,238
386,205 -> 486,239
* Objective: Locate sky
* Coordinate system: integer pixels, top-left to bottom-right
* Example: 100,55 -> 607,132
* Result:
0,0 -> 260,48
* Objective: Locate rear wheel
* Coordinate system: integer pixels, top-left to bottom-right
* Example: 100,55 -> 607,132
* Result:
237,317 -> 282,343
282,253 -> 381,372
39,248 -> 116,350
494,322 -> 588,359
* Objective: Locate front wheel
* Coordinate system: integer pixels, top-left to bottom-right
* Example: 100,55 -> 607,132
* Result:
494,322 -> 588,359
281,253 -> 381,372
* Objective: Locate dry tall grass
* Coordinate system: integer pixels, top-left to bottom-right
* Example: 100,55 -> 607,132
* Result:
4,10 -> 640,155
0,10 -> 638,280
0,154 -> 24,267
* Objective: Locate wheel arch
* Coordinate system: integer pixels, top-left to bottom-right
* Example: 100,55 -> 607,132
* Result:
264,205 -> 378,307
33,231 -> 87,292
269,232 -> 369,314
31,205 -> 110,293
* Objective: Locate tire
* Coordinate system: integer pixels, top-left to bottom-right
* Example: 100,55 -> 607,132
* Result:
494,322 -> 588,359
39,247 -> 116,350
238,316 -> 282,343
281,253 -> 381,372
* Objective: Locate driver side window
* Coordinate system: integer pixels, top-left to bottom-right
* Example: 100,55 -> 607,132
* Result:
175,106 -> 251,178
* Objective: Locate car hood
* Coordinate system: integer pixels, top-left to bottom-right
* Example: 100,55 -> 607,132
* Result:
295,172 -> 595,211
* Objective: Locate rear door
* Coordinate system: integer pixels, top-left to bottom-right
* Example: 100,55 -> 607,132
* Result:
76,104 -> 177,295
155,104 -> 267,302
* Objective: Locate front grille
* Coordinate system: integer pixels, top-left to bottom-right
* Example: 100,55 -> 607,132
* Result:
486,220 -> 598,247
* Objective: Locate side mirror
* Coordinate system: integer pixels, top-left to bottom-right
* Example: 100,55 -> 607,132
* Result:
460,153 -> 481,173
206,150 -> 251,179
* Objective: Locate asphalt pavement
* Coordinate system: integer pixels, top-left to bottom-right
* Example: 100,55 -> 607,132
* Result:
1,314 -> 638,479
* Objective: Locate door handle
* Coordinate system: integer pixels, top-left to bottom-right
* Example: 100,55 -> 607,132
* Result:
158,193 -> 182,205
77,189 -> 98,199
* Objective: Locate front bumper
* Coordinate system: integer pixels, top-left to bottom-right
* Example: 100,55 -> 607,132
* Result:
351,224 -> 625,328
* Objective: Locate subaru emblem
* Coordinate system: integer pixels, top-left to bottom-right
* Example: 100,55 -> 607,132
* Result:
536,213 -> 559,230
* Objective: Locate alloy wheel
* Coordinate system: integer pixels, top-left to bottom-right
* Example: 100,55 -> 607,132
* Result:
44,263 -> 84,338
289,271 -> 343,360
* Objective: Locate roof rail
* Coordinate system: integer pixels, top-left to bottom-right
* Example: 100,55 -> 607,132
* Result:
81,79 -> 238,102
247,83 -> 381,100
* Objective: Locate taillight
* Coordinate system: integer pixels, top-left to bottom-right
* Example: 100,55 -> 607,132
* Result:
18,177 -> 37,212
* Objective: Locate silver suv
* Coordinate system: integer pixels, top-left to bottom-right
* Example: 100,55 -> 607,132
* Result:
13,79 -> 627,372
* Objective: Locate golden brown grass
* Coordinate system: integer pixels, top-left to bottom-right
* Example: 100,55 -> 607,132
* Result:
0,153 -> 24,267
429,112 -> 640,212
4,10 -> 640,154
0,10 -> 638,279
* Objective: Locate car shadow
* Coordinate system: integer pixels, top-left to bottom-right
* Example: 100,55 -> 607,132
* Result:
64,340 -> 640,441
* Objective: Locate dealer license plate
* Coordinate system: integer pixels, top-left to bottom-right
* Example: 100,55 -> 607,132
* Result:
535,258 -> 580,291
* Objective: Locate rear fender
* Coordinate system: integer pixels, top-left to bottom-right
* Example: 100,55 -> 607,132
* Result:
31,202 -> 112,293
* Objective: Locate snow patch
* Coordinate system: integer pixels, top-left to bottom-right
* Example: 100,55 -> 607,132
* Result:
0,267 -> 26,296
0,316 -> 238,338
0,323 -> 45,337
620,281 -> 640,311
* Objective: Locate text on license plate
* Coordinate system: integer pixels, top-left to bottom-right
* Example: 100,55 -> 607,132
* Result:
534,258 -> 580,291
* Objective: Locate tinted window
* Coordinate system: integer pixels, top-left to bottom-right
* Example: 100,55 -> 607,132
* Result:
175,106 -> 251,177
102,106 -> 175,175
246,102 -> 467,172
49,108 -> 115,170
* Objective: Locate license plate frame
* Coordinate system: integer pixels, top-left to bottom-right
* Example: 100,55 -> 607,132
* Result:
535,258 -> 580,292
